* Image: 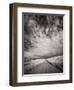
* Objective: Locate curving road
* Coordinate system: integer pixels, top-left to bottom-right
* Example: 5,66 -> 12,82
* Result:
24,56 -> 63,74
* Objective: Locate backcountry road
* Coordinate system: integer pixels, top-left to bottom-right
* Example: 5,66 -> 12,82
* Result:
24,56 -> 63,74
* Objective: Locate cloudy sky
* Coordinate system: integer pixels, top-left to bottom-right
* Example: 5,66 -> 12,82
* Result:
23,14 -> 63,59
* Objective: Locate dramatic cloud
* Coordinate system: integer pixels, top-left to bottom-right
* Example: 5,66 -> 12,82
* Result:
23,14 -> 63,59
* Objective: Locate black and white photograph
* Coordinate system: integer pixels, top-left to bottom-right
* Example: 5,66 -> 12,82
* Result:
22,13 -> 63,75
